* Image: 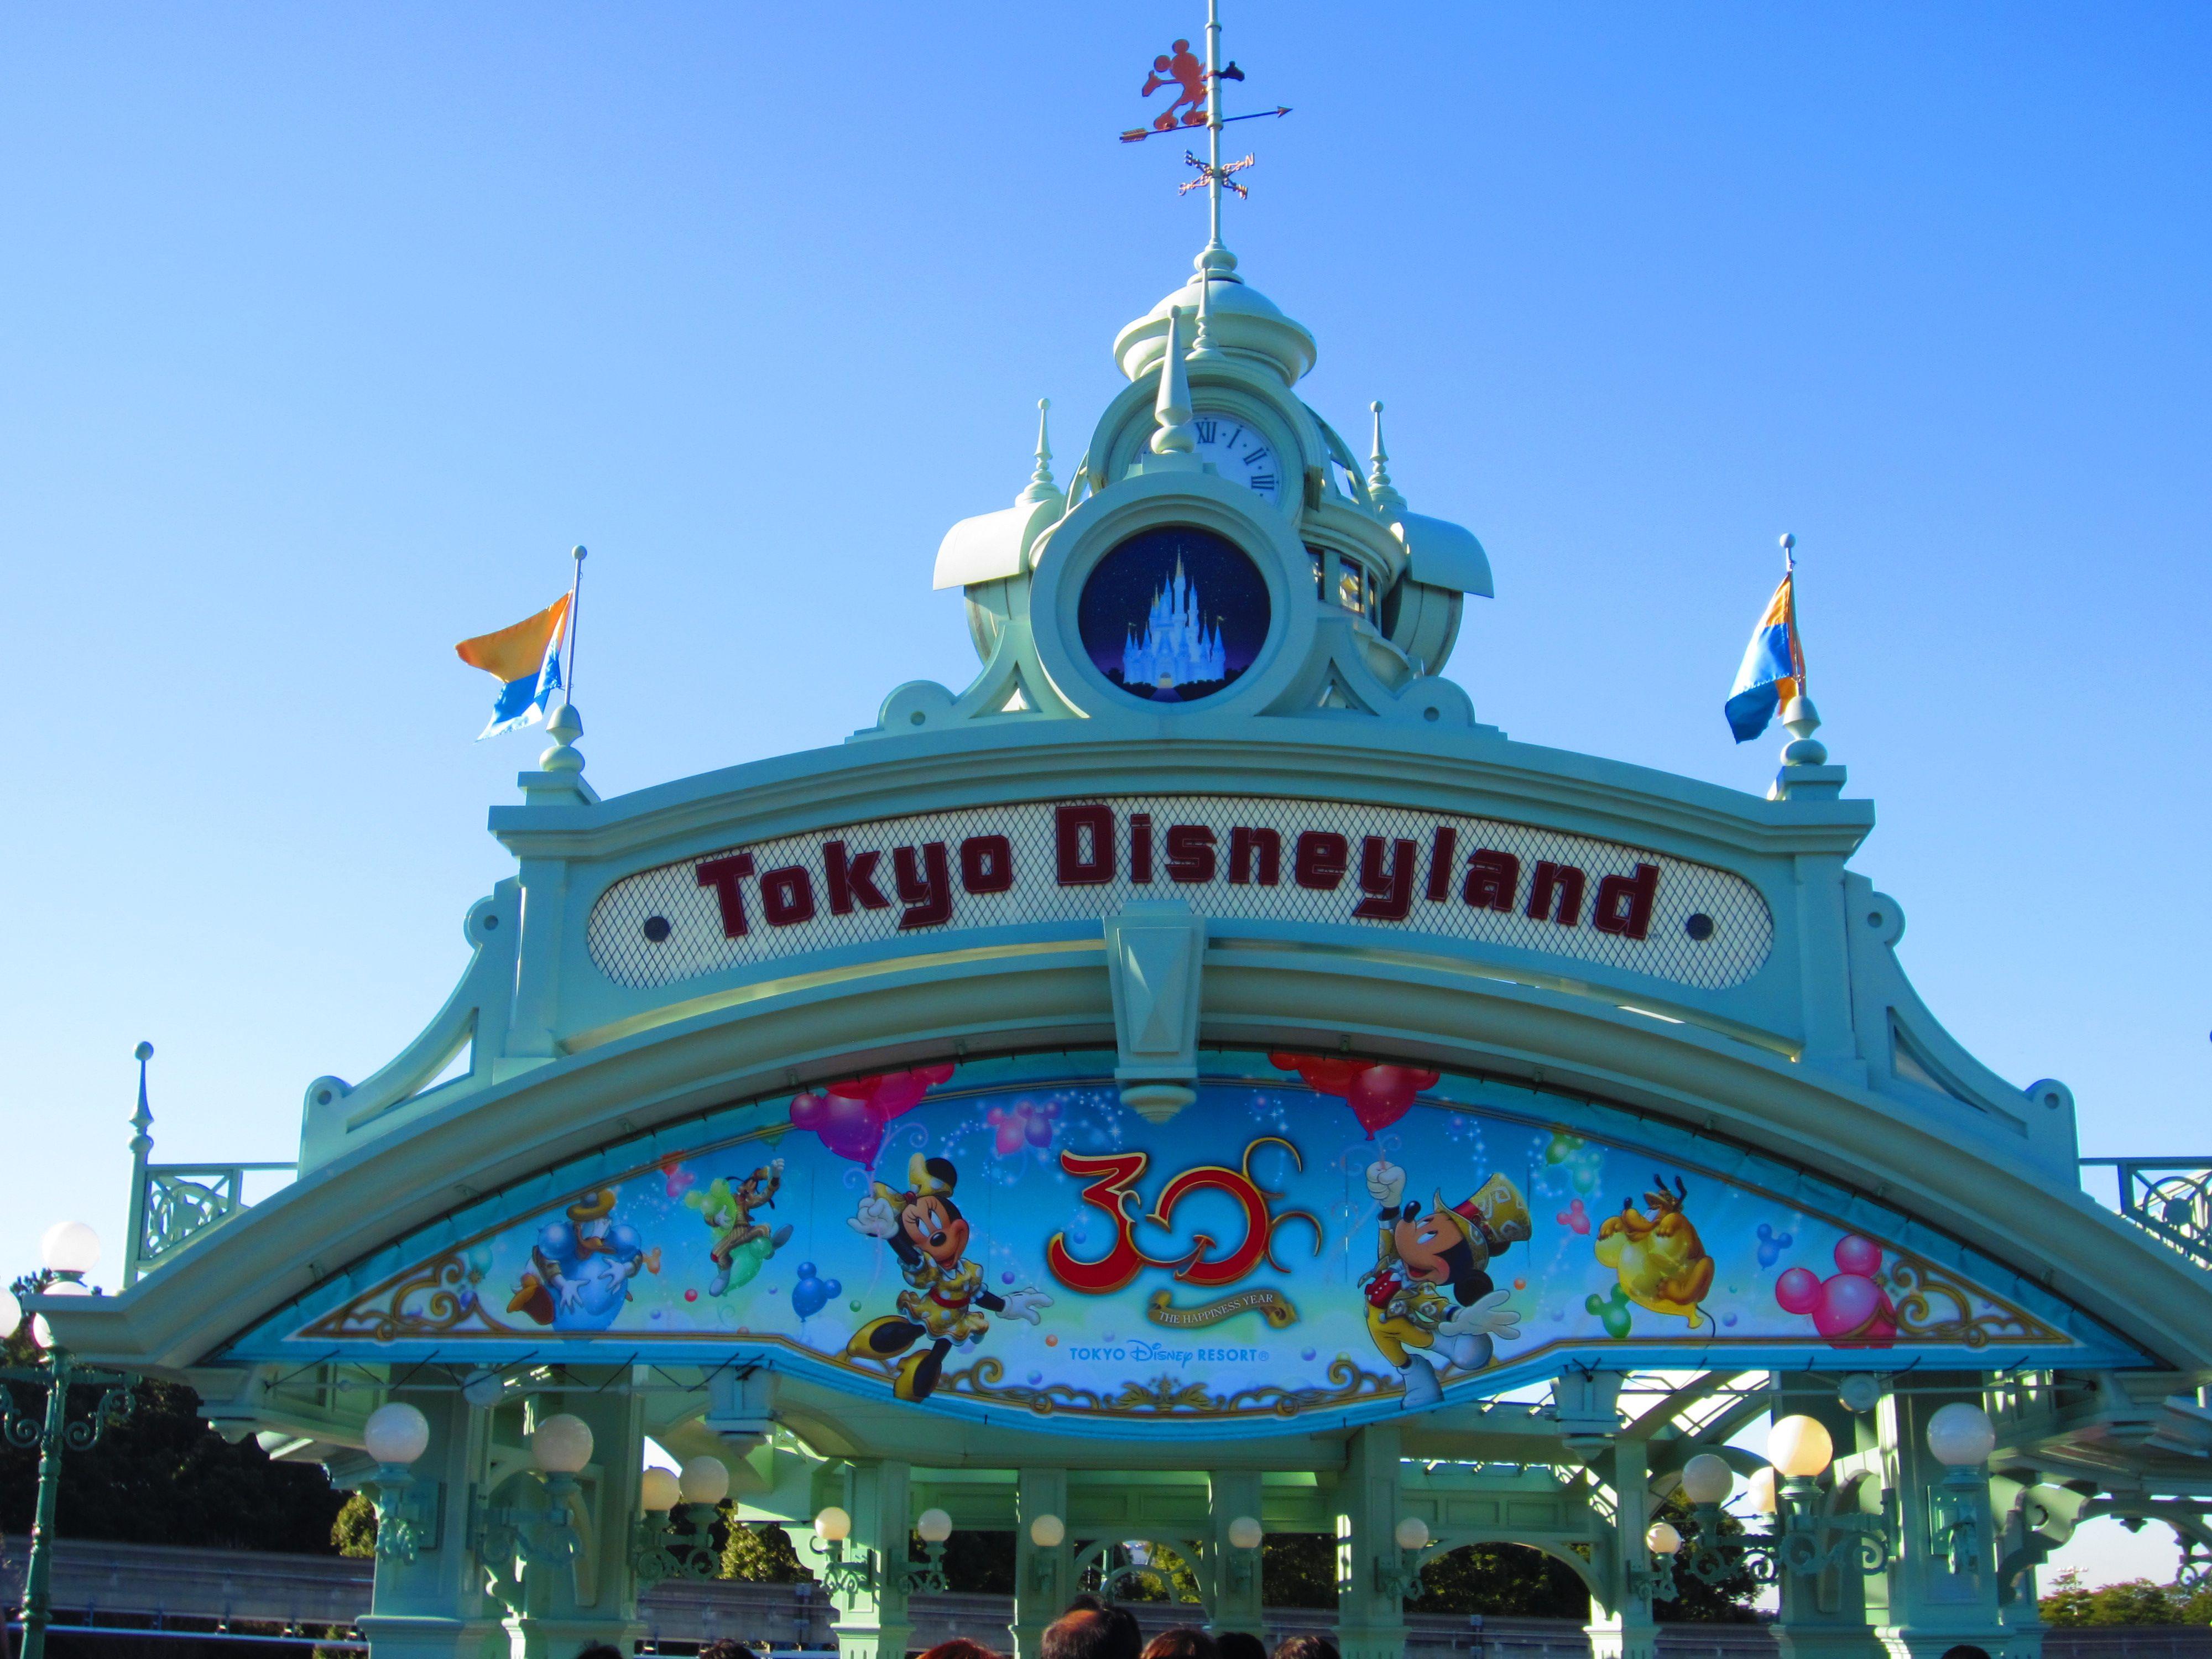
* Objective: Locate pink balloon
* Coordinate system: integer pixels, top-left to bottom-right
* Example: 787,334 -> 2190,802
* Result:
791,1089 -> 889,1166
1774,1266 -> 1822,1316
1344,1065 -> 1441,1138
1813,1273 -> 1897,1347
1833,1234 -> 1884,1277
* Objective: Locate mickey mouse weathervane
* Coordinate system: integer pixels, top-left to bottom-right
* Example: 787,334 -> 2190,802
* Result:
1118,2 -> 1290,225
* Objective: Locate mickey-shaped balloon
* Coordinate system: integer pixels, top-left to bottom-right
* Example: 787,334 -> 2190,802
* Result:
789,1063 -> 957,1167
790,1261 -> 843,1321
1270,1053 -> 1439,1138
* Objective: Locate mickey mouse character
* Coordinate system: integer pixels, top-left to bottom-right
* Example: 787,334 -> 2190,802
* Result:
844,1153 -> 1052,1402
1361,1160 -> 1530,1408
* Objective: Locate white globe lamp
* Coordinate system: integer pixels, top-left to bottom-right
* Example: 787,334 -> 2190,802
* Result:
680,1456 -> 731,1506
1926,1403 -> 1996,1468
362,1402 -> 431,1468
816,1505 -> 853,1542
1227,1515 -> 1264,1551
1029,1513 -> 1066,1548
640,1468 -> 682,1512
1746,1466 -> 1779,1515
1394,1516 -> 1430,1552
916,1507 -> 953,1544
40,1222 -> 101,1280
1645,1521 -> 1682,1556
529,1412 -> 594,1475
0,1288 -> 20,1342
1768,1415 -> 1834,1479
1680,1453 -> 1734,1506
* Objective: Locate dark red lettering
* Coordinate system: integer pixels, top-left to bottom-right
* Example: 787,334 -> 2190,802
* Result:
1294,831 -> 1349,891
893,842 -> 954,928
959,834 -> 1014,895
1353,836 -> 1416,921
1165,824 -> 1217,884
1425,826 -> 1458,902
823,841 -> 889,915
1056,804 -> 1114,885
1594,863 -> 1660,940
1229,827 -> 1281,885
760,865 -> 816,927
1130,812 -> 1154,885
1463,849 -> 1519,912
695,853 -> 757,938
1527,860 -> 1585,927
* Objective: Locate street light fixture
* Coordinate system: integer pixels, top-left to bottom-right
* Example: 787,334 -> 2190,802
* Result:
1,1223 -> 135,1659
1675,1415 -> 1894,1588
362,1402 -> 439,1563
1926,1402 -> 1996,1575
634,1455 -> 729,1585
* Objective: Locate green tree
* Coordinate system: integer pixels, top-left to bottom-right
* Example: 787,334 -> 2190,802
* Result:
1651,1492 -> 1761,1623
1261,1533 -> 1337,1609
0,1325 -> 348,1553
722,1518 -> 812,1583
331,1490 -> 378,1557
1411,1544 -> 1589,1617
2039,1572 -> 2205,1627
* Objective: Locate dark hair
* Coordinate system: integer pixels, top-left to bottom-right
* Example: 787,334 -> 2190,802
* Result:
1272,1639 -> 1341,1659
1044,1607 -> 1142,1659
1437,1234 -> 1492,1305
1141,1630 -> 1218,1659
697,1645 -> 755,1659
1218,1634 -> 1266,1659
575,1646 -> 626,1659
917,1642 -> 1004,1659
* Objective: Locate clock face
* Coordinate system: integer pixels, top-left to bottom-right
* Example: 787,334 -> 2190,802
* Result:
1190,411 -> 1283,504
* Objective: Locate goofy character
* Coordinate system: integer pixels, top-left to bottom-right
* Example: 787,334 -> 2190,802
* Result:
1361,1159 -> 1531,1408
695,1157 -> 794,1297
844,1153 -> 1052,1402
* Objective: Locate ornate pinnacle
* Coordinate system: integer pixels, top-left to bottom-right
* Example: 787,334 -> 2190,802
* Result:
1150,308 -> 1197,456
1367,401 -> 1408,519
1020,398 -> 1060,504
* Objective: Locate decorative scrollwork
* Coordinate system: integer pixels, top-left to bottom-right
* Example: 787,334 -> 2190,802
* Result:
2115,1163 -> 2212,1271
303,1251 -> 514,1342
1886,1256 -> 2062,1349
928,1350 -> 1397,1421
140,1171 -> 241,1264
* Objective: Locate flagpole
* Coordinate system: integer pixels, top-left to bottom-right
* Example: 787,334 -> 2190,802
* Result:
564,545 -> 587,706
1780,532 -> 1801,693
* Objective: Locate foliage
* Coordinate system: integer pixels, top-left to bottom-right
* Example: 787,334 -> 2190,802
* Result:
0,1326 -> 348,1553
2039,1569 -> 2212,1626
936,1528 -> 1015,1595
1411,1544 -> 1589,1618
722,1519 -> 813,1583
331,1490 -> 378,1557
1651,1491 -> 1761,1623
1261,1533 -> 1337,1608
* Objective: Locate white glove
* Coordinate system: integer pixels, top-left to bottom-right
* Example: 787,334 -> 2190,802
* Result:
1439,1289 -> 1519,1342
770,1157 -> 785,1175
995,1286 -> 1052,1324
1366,1160 -> 1406,1210
848,1194 -> 900,1240
556,1275 -> 586,1312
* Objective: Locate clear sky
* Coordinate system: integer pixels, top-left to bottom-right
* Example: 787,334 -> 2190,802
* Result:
3,2 -> 2205,1587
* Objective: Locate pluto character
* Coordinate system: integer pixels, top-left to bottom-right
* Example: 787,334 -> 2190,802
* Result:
688,1158 -> 794,1296
507,1188 -> 661,1329
1594,1173 -> 1715,1328
845,1153 -> 1052,1402
1361,1159 -> 1530,1408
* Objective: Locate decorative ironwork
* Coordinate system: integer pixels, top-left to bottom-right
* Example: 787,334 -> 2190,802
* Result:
1180,151 -> 1254,198
303,1251 -> 516,1342
2082,1159 -> 2212,1271
632,1504 -> 721,1586
2,1341 -> 138,1659
472,1475 -> 581,1617
1675,1481 -> 1894,1588
122,1044 -> 296,1286
1886,1255 -> 2063,1348
929,1351 -> 1399,1420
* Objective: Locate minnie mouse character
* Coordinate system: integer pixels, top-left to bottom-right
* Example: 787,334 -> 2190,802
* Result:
844,1153 -> 1052,1402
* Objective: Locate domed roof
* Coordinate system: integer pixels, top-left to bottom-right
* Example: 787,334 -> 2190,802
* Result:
1114,270 -> 1318,387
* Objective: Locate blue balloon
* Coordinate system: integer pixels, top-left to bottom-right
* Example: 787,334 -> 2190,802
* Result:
1756,1222 -> 1795,1269
604,1223 -> 644,1260
791,1263 -> 841,1319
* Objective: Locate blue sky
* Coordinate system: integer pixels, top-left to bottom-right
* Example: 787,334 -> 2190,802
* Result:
2,2 -> 2205,1583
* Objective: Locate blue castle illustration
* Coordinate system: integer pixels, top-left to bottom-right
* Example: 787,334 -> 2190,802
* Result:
1121,557 -> 1228,688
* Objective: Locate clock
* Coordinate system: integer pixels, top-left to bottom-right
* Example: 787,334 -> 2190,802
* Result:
1189,411 -> 1283,504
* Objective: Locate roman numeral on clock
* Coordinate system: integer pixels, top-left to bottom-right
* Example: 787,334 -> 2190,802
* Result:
1250,474 -> 1277,492
1194,419 -> 1217,444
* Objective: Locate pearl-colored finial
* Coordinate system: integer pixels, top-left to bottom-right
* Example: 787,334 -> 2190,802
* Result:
539,699 -> 586,775
1366,400 -> 1407,518
1020,398 -> 1059,504
1150,309 -> 1196,457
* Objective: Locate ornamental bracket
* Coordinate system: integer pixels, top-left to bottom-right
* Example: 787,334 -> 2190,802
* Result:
1103,900 -> 1207,1123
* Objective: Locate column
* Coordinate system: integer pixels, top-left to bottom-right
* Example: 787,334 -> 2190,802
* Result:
1333,1423 -> 1407,1659
1013,1468 -> 1072,1659
833,1459 -> 915,1659
1208,1470 -> 1266,1641
505,1379 -> 647,1659
1771,1380 -> 1884,1659
1873,1377 -> 2008,1659
1587,1438 -> 1657,1659
360,1392 -> 504,1659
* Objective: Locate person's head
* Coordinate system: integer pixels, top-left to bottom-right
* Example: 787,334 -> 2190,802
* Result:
696,1643 -> 755,1659
1217,1634 -> 1266,1659
575,1646 -> 625,1659
1141,1629 -> 1218,1659
1044,1607 -> 1142,1659
917,1642 -> 1003,1659
1272,1639 -> 1340,1659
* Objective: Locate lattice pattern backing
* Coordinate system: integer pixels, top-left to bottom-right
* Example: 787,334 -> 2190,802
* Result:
586,795 -> 1772,993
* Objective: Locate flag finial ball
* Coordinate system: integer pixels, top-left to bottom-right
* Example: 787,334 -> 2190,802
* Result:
1780,532 -> 1795,551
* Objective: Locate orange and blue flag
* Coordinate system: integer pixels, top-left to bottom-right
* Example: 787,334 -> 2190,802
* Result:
1725,573 -> 1804,743
455,595 -> 569,739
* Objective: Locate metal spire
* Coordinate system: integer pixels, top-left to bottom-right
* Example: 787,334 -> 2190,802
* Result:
1020,399 -> 1059,504
1367,401 -> 1408,518
1150,309 -> 1197,456
1198,0 -> 1235,281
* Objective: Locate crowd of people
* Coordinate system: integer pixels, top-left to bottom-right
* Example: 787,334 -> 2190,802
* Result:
634,1600 -> 1344,1659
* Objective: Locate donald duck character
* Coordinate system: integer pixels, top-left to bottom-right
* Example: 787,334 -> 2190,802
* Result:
1361,1159 -> 1531,1408
846,1153 -> 1052,1402
507,1188 -> 661,1329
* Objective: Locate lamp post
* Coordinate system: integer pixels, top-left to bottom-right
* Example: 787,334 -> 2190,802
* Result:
1373,1516 -> 1441,1601
1674,1422 -> 1895,1589
1026,1512 -> 1067,1596
633,1457 -> 731,1585
1924,1402 -> 1998,1576
1222,1514 -> 1264,1596
1,1223 -> 135,1659
475,1412 -> 595,1615
362,1403 -> 437,1562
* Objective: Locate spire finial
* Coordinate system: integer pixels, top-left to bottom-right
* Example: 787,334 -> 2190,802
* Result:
1020,398 -> 1060,504
1190,265 -> 1220,358
130,1041 -> 155,1151
1150,308 -> 1197,456
1366,400 -> 1407,518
